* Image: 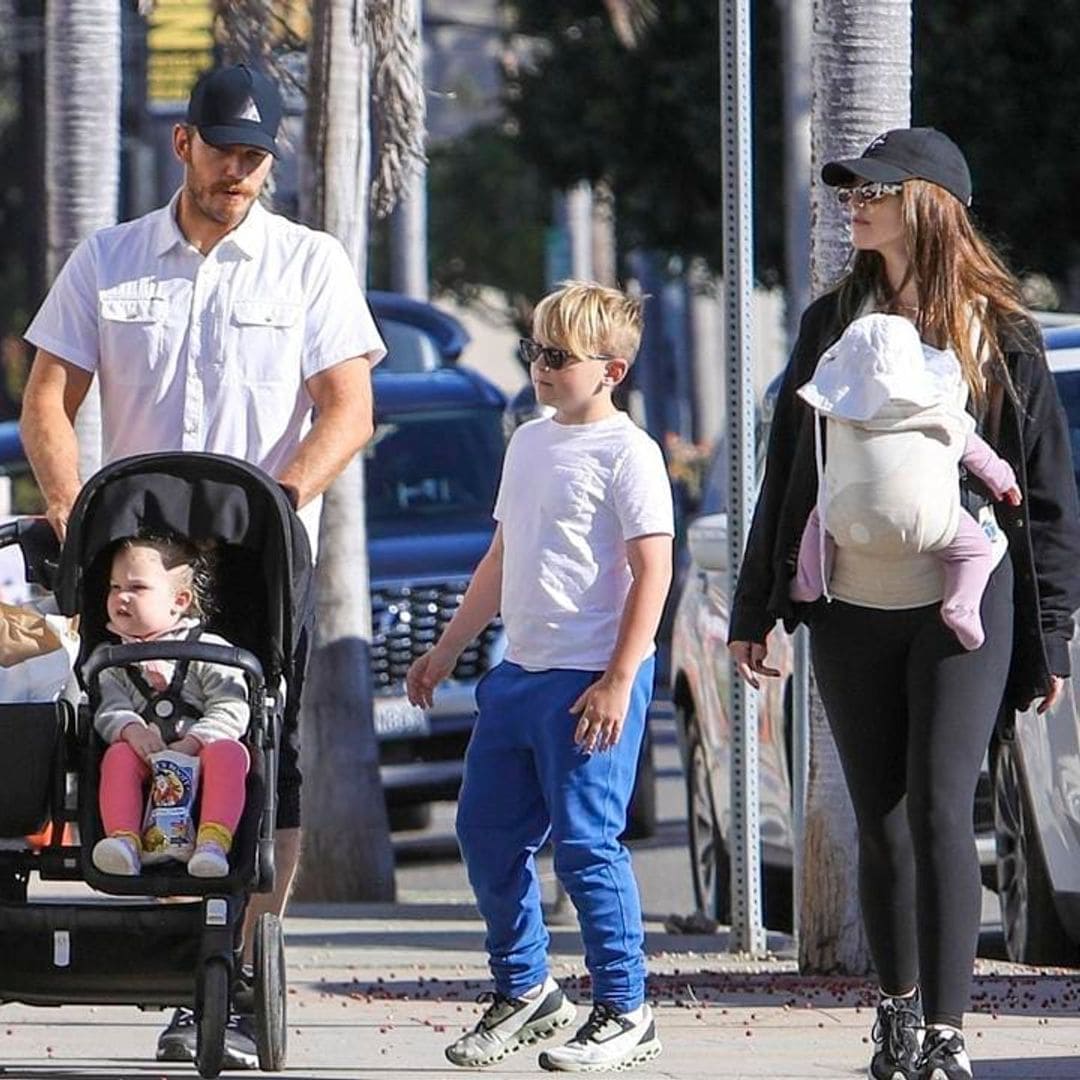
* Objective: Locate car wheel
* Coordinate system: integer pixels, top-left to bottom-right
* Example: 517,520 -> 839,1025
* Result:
994,738 -> 1080,964
624,727 -> 657,840
685,721 -> 730,923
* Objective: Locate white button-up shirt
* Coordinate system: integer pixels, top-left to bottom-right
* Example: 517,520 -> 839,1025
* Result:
25,191 -> 386,546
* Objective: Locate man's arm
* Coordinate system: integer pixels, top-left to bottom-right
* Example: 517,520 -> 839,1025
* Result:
20,349 -> 93,539
275,355 -> 375,509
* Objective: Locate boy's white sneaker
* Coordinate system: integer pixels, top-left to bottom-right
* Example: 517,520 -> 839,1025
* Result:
538,1002 -> 661,1072
187,840 -> 230,878
92,835 -> 140,876
445,975 -> 577,1068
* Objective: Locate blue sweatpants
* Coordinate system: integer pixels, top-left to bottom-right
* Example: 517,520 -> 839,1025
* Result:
455,658 -> 655,1013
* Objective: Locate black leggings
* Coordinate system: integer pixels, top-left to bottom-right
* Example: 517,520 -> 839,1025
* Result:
809,556 -> 1013,1028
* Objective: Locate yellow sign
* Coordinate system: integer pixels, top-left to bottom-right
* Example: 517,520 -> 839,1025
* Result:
147,0 -> 214,105
147,0 -> 311,106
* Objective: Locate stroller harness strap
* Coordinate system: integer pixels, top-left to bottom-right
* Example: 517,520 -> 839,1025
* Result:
124,626 -> 204,744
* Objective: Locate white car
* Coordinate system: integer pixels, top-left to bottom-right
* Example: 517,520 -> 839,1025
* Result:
993,323 -> 1080,962
671,323 -> 1080,945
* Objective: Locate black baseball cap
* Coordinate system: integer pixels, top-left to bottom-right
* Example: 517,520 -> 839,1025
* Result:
821,127 -> 972,206
186,63 -> 283,158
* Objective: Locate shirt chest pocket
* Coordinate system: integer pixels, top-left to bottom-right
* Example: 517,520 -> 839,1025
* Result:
98,295 -> 167,385
229,298 -> 303,384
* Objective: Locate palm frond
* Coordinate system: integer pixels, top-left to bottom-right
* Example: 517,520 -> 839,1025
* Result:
212,0 -> 306,96
367,0 -> 426,219
602,0 -> 658,49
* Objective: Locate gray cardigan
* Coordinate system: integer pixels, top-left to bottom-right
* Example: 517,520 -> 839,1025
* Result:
94,625 -> 250,745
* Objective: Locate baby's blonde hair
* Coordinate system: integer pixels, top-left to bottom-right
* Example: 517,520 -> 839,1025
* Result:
532,281 -> 644,365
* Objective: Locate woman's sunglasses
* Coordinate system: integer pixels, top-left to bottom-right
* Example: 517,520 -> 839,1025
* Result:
518,338 -> 616,371
836,181 -> 904,207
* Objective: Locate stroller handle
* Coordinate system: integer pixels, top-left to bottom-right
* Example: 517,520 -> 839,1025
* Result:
0,516 -> 60,588
82,641 -> 265,689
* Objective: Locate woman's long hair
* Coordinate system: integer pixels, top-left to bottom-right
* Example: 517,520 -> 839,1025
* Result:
835,179 -> 1033,409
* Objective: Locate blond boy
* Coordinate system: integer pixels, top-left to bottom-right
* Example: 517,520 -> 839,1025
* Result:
406,282 -> 674,1073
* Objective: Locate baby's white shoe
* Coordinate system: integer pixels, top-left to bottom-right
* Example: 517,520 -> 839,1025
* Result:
188,840 -> 230,878
92,835 -> 140,876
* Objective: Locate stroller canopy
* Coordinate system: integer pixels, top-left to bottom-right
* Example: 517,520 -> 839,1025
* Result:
55,453 -> 313,684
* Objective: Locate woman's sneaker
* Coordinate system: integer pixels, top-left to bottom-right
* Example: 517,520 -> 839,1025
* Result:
538,1001 -> 661,1072
917,1027 -> 972,1080
92,835 -> 140,876
869,993 -> 923,1080
445,975 -> 577,1068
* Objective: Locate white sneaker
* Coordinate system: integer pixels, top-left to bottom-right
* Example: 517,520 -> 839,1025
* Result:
538,1002 -> 661,1072
187,841 -> 230,878
92,835 -> 140,876
445,975 -> 577,1068
917,1027 -> 972,1080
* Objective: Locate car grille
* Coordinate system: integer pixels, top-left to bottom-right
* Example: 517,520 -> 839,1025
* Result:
371,581 -> 502,692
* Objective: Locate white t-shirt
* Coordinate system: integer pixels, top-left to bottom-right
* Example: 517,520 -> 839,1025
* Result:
24,191 -> 386,547
495,412 -> 674,671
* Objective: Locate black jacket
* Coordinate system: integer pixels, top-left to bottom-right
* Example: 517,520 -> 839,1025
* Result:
729,290 -> 1080,711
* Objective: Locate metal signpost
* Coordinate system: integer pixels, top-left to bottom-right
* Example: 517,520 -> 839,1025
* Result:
720,0 -> 766,957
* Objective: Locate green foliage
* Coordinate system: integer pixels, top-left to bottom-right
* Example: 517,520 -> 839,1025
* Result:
502,0 -> 784,282
914,2 -> 1080,302
427,123 -> 550,324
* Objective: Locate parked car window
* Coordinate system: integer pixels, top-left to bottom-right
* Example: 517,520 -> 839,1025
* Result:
365,409 -> 504,530
379,317 -> 446,373
1053,369 -> 1080,494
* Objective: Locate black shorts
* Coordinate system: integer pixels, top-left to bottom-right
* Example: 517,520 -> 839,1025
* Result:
276,623 -> 309,830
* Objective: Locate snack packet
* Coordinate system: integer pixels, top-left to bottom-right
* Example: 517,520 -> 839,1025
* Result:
141,750 -> 200,865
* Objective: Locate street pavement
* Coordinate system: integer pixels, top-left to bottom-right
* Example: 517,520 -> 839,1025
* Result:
3,712 -> 1080,1077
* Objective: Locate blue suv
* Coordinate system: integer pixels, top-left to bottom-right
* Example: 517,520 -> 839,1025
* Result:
366,366 -> 508,826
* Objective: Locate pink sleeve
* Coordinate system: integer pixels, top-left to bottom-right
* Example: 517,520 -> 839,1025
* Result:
961,432 -> 1017,499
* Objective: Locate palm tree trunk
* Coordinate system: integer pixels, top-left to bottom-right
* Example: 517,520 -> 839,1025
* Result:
294,0 -> 396,901
45,0 -> 121,483
800,0 -> 911,975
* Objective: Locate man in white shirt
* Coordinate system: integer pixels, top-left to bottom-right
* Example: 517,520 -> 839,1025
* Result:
19,63 -> 385,1068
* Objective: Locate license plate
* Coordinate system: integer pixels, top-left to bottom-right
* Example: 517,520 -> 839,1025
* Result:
373,697 -> 431,738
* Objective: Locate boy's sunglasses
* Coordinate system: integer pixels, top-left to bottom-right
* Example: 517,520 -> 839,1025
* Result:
518,338 -> 616,371
836,181 -> 904,207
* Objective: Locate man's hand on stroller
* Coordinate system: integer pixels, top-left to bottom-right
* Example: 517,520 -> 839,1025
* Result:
121,721 -> 166,763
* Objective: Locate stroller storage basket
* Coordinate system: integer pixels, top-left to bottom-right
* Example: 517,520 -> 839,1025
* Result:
0,702 -> 68,837
0,899 -> 221,1006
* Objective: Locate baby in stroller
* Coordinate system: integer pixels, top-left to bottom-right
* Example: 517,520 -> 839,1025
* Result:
92,534 -> 251,879
0,452 -> 312,1078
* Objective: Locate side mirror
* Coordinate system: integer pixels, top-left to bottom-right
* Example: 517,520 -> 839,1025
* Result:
687,513 -> 729,572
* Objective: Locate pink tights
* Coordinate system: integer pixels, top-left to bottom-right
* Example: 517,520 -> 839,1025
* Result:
99,739 -> 250,841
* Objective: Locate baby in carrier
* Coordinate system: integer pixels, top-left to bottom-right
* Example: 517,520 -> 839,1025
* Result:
790,312 -> 1021,650
91,535 -> 250,877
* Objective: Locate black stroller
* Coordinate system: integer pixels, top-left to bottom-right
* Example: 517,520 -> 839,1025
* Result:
0,452 -> 312,1078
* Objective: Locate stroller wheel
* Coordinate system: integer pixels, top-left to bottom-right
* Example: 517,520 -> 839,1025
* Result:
253,912 -> 287,1071
196,958 -> 230,1079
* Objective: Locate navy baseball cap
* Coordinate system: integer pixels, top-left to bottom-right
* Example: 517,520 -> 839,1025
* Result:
822,127 -> 972,207
186,63 -> 283,158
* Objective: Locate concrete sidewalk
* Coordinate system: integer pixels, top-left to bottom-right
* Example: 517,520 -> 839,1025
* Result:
2,901 -> 1080,1079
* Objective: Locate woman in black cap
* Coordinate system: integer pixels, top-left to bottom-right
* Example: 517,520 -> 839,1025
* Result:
728,127 -> 1080,1080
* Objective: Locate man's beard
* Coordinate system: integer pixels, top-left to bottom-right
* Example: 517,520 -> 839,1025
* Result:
187,179 -> 254,227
